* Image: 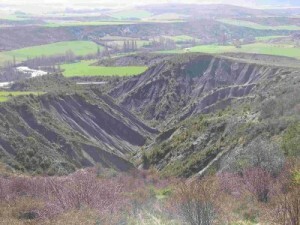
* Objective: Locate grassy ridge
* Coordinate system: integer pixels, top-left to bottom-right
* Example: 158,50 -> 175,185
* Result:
0,91 -> 44,102
61,60 -> 148,77
0,41 -> 102,65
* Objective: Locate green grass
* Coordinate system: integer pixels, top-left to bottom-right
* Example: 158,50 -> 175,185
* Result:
0,91 -> 44,102
0,41 -> 102,65
190,45 -> 235,54
0,54 -> 14,65
0,13 -> 27,21
230,43 -> 300,59
61,60 -> 148,77
218,19 -> 300,30
255,36 -> 287,41
110,10 -> 153,19
158,43 -> 300,59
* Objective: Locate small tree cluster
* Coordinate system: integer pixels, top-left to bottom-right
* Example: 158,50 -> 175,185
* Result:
149,37 -> 176,50
123,40 -> 138,52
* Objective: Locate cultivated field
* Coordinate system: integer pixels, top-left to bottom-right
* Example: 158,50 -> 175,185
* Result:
0,13 -> 27,21
218,19 -> 300,30
255,36 -> 287,41
61,60 -> 148,77
159,43 -> 300,59
0,41 -> 102,65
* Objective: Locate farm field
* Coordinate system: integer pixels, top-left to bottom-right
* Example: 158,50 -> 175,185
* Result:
255,36 -> 287,41
158,43 -> 300,59
61,60 -> 148,77
0,41 -> 102,66
0,91 -> 44,102
218,19 -> 300,30
230,43 -> 300,59
0,13 -> 27,21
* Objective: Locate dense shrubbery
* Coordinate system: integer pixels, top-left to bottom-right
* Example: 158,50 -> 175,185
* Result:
0,159 -> 299,225
0,167 -> 173,224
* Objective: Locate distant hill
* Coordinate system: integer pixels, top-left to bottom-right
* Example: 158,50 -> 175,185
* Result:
140,4 -> 300,19
256,0 -> 300,7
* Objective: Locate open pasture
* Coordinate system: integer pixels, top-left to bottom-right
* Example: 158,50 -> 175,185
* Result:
218,19 -> 300,30
61,60 -> 148,77
158,43 -> 300,59
0,41 -> 102,65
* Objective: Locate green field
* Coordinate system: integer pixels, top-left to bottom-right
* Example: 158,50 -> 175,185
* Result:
158,43 -> 300,59
218,19 -> 300,30
255,36 -> 287,41
0,91 -> 44,102
0,13 -> 27,21
61,60 -> 148,77
0,41 -> 102,65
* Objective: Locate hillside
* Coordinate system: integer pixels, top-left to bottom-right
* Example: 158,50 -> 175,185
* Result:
108,54 -> 300,176
0,20 -> 292,52
1,2 -> 300,224
0,54 -> 299,225
0,53 -> 298,178
0,82 -> 157,174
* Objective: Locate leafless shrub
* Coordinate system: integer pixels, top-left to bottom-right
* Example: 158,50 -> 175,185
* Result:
172,177 -> 219,225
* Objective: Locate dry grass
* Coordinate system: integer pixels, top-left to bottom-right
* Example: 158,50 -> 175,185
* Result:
41,209 -> 100,225
0,197 -> 43,225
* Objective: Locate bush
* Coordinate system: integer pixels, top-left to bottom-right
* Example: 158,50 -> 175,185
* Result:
219,167 -> 274,203
267,160 -> 300,225
282,123 -> 300,157
171,177 -> 219,225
